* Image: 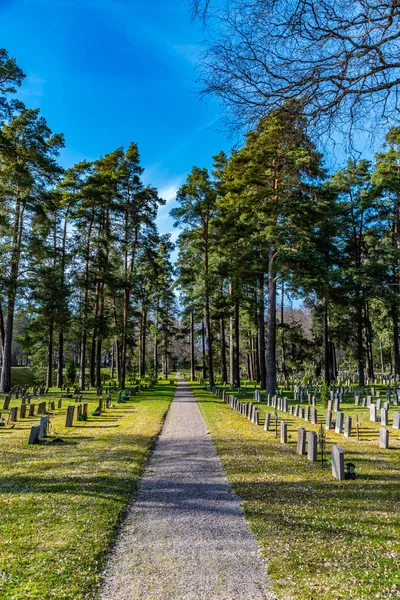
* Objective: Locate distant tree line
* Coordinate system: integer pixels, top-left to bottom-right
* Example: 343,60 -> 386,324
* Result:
174,101 -> 400,392
0,49 -> 177,393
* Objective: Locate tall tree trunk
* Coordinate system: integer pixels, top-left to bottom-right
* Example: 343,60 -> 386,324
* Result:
57,331 -> 64,388
357,301 -> 365,387
234,298 -> 240,387
266,245 -> 277,395
392,302 -> 400,377
190,310 -> 195,381
258,273 -> 266,390
323,299 -> 330,384
229,315 -> 234,386
163,331 -> 168,379
111,342 -> 115,380
140,309 -> 147,377
0,199 -> 23,393
90,330 -> 96,388
220,317 -> 227,383
46,321 -> 54,388
254,333 -> 260,382
365,303 -> 374,380
79,215 -> 94,390
0,302 -> 5,363
201,318 -> 207,379
0,299 -> 15,393
281,279 -> 286,376
379,336 -> 385,373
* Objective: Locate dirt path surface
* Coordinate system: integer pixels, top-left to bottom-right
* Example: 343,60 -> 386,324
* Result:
100,379 -> 276,600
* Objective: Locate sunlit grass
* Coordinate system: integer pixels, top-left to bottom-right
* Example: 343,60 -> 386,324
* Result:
0,381 -> 175,600
192,382 -> 400,600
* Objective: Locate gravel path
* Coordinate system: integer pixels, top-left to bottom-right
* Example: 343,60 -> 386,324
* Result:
100,379 -> 276,600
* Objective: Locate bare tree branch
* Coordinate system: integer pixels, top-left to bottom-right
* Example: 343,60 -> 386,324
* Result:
188,0 -> 400,138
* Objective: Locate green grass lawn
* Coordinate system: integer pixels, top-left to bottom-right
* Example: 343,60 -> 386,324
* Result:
192,382 -> 400,600
0,380 -> 175,600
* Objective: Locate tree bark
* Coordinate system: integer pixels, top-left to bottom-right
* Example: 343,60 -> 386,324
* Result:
234,298 -> 240,387
258,274 -> 266,390
266,244 -> 277,394
220,317 -> 227,383
46,321 -> 54,388
323,300 -> 330,385
201,317 -> 207,379
190,310 -> 195,381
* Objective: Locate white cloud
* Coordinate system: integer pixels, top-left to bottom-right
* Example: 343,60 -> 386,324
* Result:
158,177 -> 185,203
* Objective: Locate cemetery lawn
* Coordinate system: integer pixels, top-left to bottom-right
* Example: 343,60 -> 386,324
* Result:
0,381 -> 175,600
192,383 -> 400,600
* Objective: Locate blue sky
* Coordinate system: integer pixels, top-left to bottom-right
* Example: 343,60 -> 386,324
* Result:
0,0 -> 229,243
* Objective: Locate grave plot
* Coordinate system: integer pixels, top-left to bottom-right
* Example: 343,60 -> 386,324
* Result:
192,381 -> 400,600
0,380 -> 175,600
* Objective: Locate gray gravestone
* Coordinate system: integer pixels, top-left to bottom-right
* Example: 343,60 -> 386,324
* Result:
264,413 -> 270,431
39,415 -> 49,439
253,407 -> 259,425
381,408 -> 388,427
379,428 -> 389,449
335,411 -> 344,434
392,411 -> 400,429
331,445 -> 345,480
305,406 -> 310,421
370,404 -> 377,422
296,427 -> 306,455
344,416 -> 352,437
311,408 -> 318,425
37,402 -> 46,415
280,421 -> 288,444
325,410 -> 332,430
66,405 -> 75,427
307,431 -> 317,462
28,424 -> 41,445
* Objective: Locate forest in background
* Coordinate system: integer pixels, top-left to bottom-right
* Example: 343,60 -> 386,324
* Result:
0,49 -> 177,393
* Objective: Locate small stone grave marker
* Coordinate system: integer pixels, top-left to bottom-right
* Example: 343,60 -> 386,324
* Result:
344,416 -> 352,437
66,405 -> 75,427
331,445 -> 345,480
28,424 -> 40,445
335,411 -> 344,434
296,427 -> 306,455
29,404 -> 35,417
37,402 -> 46,415
325,410 -> 332,431
393,411 -> 400,430
379,428 -> 389,449
307,431 -> 317,462
311,408 -> 318,425
39,415 -> 49,439
381,408 -> 388,426
280,420 -> 288,444
264,413 -> 270,431
370,404 -> 377,422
